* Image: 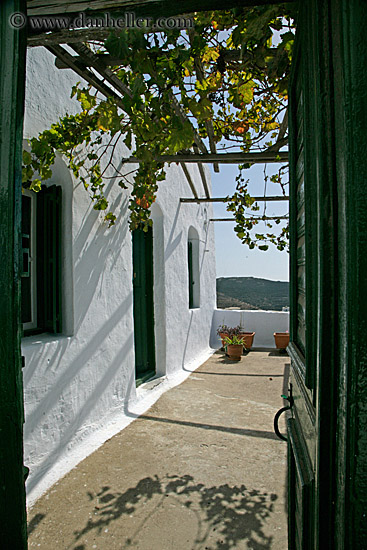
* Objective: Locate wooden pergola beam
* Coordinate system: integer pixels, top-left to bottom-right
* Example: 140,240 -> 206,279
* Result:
46,44 -> 127,109
49,44 -> 205,200
39,49 -> 275,65
122,151 -> 288,164
188,29 -> 219,173
180,196 -> 289,203
27,0 -> 294,18
192,144 -> 210,198
167,93 -> 208,156
180,163 -> 198,200
210,215 -> 289,222
68,42 -> 133,98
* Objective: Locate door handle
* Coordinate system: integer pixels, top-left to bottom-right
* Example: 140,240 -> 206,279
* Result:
274,384 -> 293,442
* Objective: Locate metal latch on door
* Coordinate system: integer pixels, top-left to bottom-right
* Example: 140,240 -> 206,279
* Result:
274,383 -> 293,441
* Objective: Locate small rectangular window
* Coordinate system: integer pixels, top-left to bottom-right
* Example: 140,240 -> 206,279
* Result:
21,185 -> 62,334
188,241 -> 194,309
188,229 -> 200,309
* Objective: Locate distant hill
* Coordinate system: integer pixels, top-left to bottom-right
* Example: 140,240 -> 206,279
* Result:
217,276 -> 289,311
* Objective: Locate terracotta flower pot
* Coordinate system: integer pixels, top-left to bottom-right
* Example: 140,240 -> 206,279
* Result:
219,332 -> 229,348
226,344 -> 243,361
239,332 -> 255,350
274,332 -> 290,350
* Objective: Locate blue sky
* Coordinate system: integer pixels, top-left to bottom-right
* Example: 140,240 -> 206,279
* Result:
210,163 -> 289,282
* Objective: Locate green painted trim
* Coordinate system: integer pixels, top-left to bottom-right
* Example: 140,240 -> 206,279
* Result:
136,370 -> 156,388
330,2 -> 367,547
132,228 -> 156,383
188,241 -> 194,309
0,0 -> 27,547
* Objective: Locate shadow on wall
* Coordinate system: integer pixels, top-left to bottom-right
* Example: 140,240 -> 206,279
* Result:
25,295 -> 134,495
67,474 -> 277,550
151,202 -> 167,377
181,309 -> 194,371
164,200 -> 182,261
73,177 -> 129,332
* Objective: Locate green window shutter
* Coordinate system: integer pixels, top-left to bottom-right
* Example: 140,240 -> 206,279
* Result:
37,185 -> 62,333
188,241 -> 193,309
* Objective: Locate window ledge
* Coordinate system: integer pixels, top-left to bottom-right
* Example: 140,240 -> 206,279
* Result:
21,333 -> 71,347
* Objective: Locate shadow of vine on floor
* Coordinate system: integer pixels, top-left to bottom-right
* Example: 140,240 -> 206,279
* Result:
72,474 -> 277,550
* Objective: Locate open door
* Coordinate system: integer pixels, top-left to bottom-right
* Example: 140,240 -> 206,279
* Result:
287,1 -> 367,548
132,227 -> 156,385
0,1 -> 28,546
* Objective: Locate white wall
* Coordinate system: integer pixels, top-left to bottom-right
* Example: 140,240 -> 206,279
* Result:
22,47 -> 216,505
211,309 -> 290,349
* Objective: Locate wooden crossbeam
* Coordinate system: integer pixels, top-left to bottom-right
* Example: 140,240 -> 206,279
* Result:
49,45 -> 203,200
266,109 -> 288,153
180,163 -> 198,199
167,93 -> 208,156
210,215 -> 289,222
27,0 -> 294,18
68,42 -> 133,98
46,44 -> 127,109
180,196 -> 289,203
44,49 -> 276,67
123,151 -> 288,164
28,29 -> 114,47
192,144 -> 210,198
188,29 -> 219,173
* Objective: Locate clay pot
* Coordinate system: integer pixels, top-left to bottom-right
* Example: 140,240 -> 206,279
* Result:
239,332 -> 255,350
274,332 -> 290,350
219,332 -> 229,348
226,344 -> 243,361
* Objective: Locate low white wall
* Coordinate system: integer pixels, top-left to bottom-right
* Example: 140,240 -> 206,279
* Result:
211,309 -> 289,349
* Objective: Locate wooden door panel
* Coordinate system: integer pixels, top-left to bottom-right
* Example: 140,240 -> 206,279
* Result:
288,5 -> 318,547
288,418 -> 314,550
132,228 -> 155,383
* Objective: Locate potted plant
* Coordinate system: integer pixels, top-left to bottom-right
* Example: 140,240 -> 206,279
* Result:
216,324 -> 231,348
274,331 -> 290,350
217,324 -> 256,351
224,335 -> 244,361
238,330 -> 256,350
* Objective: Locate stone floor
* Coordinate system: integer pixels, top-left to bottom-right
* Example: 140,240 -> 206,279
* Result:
27,349 -> 290,550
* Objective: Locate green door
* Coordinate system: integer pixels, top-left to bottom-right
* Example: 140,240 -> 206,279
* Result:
287,1 -> 367,548
287,13 -> 317,546
132,227 -> 156,384
0,0 -> 28,546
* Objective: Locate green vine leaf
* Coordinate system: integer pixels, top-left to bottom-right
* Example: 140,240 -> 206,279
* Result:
22,8 -> 293,250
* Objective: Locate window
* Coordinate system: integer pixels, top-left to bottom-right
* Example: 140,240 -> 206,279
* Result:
188,240 -> 194,308
188,227 -> 200,309
21,186 -> 62,334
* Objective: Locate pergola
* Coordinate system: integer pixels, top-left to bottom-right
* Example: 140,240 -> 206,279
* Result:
26,0 -> 290,211
3,1 -> 367,548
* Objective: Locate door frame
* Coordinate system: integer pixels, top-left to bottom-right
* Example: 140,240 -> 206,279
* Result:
0,1 -> 28,546
132,227 -> 156,385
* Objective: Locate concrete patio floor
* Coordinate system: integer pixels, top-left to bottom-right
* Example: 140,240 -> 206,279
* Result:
27,349 -> 290,550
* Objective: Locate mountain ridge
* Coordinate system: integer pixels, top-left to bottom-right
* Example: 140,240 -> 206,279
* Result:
216,276 -> 289,311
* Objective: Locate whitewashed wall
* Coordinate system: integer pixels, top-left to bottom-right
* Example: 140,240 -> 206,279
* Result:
22,47 -> 216,505
211,309 -> 290,349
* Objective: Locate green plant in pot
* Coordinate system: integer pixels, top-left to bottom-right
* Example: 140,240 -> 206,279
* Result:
217,324 -> 231,349
224,335 -> 244,361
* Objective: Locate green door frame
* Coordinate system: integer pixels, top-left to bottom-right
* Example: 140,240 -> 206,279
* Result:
0,0 -> 28,546
3,2 -> 367,547
287,1 -> 367,548
132,227 -> 156,385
